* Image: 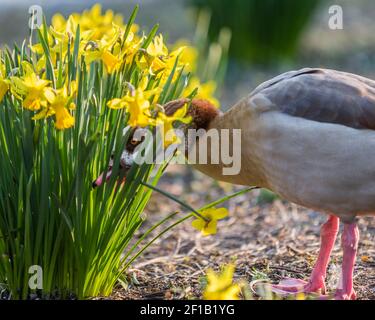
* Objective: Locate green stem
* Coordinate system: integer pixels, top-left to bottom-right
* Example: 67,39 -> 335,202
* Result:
119,187 -> 260,272
121,211 -> 179,264
200,186 -> 259,210
141,181 -> 209,222
121,213 -> 193,271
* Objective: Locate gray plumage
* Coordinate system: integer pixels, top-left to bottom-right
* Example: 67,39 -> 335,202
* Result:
250,68 -> 375,130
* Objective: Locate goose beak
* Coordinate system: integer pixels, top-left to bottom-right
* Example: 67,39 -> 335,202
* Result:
92,149 -> 133,189
92,168 -> 113,188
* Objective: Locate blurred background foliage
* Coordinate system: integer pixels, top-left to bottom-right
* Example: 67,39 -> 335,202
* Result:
191,0 -> 321,64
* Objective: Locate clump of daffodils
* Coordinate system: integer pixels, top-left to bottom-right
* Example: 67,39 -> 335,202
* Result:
0,4 -> 219,132
0,4 -> 231,300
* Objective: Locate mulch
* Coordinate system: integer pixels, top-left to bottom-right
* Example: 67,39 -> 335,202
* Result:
108,165 -> 375,300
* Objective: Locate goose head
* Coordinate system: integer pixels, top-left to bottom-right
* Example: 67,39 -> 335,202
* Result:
92,98 -> 219,188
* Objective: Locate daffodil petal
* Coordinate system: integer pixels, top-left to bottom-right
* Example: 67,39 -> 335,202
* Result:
202,220 -> 217,236
107,98 -> 124,109
0,80 -> 9,102
212,208 -> 228,220
222,284 -> 241,300
191,218 -> 206,232
55,106 -> 74,130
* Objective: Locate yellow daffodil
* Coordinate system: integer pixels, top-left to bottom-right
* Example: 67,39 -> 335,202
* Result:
73,4 -> 126,40
49,15 -> 90,58
138,46 -> 185,86
107,79 -> 160,127
161,46 -> 185,77
102,50 -> 122,74
34,82 -> 76,130
120,32 -> 144,65
10,62 -> 50,111
50,7 -> 131,75
137,34 -> 170,74
46,15 -> 94,71
51,4 -> 126,40
0,80 -> 8,102
156,101 -> 191,147
50,15 -> 79,41
191,207 -> 228,236
203,264 -> 241,300
184,77 -> 219,108
296,292 -> 306,300
83,25 -> 123,74
173,40 -> 198,73
30,29 -> 64,76
51,13 -> 67,33
3,3 -> 222,137
147,34 -> 168,58
0,53 -> 9,102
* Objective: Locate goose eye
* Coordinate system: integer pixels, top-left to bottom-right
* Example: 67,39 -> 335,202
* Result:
130,139 -> 138,145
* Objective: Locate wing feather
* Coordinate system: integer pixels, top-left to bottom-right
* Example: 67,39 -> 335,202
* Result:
250,68 -> 375,130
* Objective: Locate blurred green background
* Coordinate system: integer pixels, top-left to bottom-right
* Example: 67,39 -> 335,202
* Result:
1,0 -> 375,108
192,0 -> 321,64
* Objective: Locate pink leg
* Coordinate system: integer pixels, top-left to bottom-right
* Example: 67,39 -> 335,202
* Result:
335,222 -> 359,300
271,215 -> 339,295
304,215 -> 340,293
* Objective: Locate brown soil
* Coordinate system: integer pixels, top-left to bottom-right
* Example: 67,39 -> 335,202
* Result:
109,165 -> 375,300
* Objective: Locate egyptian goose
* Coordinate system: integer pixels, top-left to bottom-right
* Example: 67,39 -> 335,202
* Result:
94,68 -> 375,299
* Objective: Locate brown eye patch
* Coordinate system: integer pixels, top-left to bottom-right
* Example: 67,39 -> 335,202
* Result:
125,128 -> 146,153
